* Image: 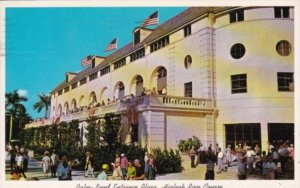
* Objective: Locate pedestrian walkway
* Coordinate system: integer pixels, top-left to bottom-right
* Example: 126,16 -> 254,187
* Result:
5,154 -> 292,181
156,154 -> 262,180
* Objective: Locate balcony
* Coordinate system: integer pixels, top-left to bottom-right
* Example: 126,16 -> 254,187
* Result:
136,95 -> 213,111
25,118 -> 53,128
25,95 -> 213,128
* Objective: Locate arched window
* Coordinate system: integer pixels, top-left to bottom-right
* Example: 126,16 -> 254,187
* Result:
89,91 -> 97,104
63,102 -> 69,115
157,67 -> 167,94
57,104 -> 62,116
100,87 -> 108,103
276,40 -> 291,56
136,76 -> 144,96
71,99 -> 77,110
79,95 -> 85,107
230,43 -> 246,59
184,55 -> 192,69
117,82 -> 125,100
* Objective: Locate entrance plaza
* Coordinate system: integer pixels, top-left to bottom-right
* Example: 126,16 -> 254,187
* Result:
5,154 -> 294,180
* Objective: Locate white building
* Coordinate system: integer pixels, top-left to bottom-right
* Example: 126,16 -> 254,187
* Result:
26,7 -> 294,152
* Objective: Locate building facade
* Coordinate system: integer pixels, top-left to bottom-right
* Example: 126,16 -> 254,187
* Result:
25,7 -> 294,152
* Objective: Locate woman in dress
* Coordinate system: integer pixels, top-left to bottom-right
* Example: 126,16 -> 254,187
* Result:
41,151 -> 51,176
112,153 -> 121,180
225,145 -> 232,167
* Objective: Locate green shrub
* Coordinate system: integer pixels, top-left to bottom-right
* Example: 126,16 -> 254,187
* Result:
74,114 -> 147,172
151,148 -> 182,174
177,136 -> 201,153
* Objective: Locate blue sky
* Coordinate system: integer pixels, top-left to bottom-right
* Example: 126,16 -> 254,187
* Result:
6,7 -> 186,118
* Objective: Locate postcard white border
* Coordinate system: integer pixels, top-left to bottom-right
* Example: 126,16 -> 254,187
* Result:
0,1 -> 299,188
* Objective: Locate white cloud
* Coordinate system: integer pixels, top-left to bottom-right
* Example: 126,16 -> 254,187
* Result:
17,89 -> 28,97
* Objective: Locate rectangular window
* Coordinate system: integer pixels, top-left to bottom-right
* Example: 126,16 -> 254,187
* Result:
80,77 -> 87,85
58,90 -> 63,96
100,66 -> 110,76
91,58 -> 96,69
64,86 -> 69,93
184,24 -> 191,37
71,82 -> 77,89
184,82 -> 193,97
230,10 -> 244,23
130,48 -> 145,62
89,72 -> 98,81
231,74 -> 247,94
225,124 -> 261,148
114,58 -> 126,70
150,36 -> 170,53
274,7 -> 290,18
277,72 -> 294,92
134,30 -> 140,45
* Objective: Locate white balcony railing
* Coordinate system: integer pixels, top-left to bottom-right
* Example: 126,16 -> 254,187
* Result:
25,95 -> 213,128
25,118 -> 53,128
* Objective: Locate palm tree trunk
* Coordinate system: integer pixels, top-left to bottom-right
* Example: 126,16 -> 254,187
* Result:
9,115 -> 13,143
45,106 -> 48,119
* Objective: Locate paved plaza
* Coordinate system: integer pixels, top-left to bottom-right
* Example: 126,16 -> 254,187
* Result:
5,154 -> 293,181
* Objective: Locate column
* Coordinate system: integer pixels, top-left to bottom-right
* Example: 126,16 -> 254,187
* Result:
205,114 -> 214,147
261,122 -> 269,152
139,110 -> 165,150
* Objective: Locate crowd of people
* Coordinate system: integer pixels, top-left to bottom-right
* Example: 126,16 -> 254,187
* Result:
30,86 -> 168,124
7,145 -> 29,179
7,140 -> 294,181
189,141 -> 294,180
7,145 -> 72,181
84,151 -> 157,180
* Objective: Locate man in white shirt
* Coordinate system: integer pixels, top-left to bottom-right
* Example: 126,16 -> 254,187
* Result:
217,148 -> 226,173
15,152 -> 27,178
246,147 -> 256,174
267,142 -> 274,156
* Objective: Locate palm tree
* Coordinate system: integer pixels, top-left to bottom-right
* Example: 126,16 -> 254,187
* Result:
5,90 -> 28,143
33,93 -> 51,118
17,110 -> 32,130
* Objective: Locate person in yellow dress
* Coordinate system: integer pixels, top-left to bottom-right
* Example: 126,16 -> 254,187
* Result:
126,161 -> 136,180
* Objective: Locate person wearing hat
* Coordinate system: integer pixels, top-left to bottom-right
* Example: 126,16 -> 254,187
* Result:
41,151 -> 51,177
98,164 -> 109,180
120,153 -> 128,180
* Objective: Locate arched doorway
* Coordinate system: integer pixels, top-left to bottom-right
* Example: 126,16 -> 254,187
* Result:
57,104 -> 62,116
79,95 -> 85,107
63,102 -> 69,115
115,82 -> 125,100
156,67 -> 167,94
89,91 -> 97,104
71,99 -> 77,111
99,87 -> 108,104
131,75 -> 144,97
